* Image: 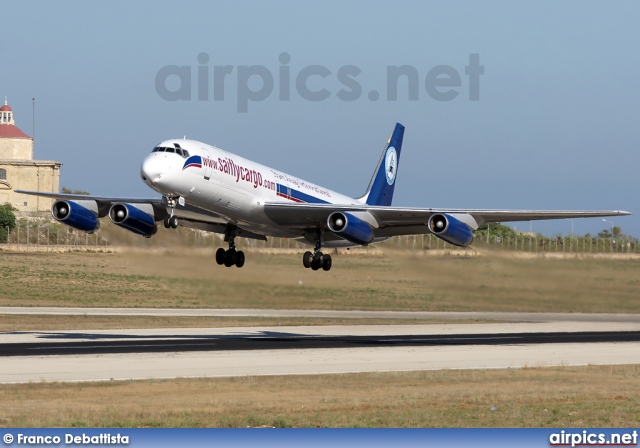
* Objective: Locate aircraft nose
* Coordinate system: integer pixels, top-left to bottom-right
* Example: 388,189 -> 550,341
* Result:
140,155 -> 164,185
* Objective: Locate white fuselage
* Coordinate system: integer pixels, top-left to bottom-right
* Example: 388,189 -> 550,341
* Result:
140,139 -> 363,242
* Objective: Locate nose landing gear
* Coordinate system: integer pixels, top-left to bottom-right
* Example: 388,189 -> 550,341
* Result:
162,196 -> 179,229
163,215 -> 178,229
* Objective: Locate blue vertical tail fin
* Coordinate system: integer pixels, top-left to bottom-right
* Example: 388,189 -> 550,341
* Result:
358,123 -> 405,206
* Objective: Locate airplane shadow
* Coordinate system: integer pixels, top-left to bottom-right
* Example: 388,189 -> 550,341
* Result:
3,330 -> 315,341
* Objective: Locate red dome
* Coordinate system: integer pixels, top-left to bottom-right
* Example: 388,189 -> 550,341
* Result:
0,104 -> 11,112
0,124 -> 30,139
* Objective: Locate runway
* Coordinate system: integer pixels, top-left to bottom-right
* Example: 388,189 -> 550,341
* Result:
3,329 -> 640,357
1,317 -> 640,383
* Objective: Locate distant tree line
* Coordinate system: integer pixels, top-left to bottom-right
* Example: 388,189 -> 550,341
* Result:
61,187 -> 91,195
474,222 -> 638,247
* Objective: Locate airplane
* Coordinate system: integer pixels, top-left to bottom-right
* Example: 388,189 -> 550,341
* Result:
17,123 -> 631,271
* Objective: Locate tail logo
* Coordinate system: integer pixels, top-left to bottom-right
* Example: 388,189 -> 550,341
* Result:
385,147 -> 397,185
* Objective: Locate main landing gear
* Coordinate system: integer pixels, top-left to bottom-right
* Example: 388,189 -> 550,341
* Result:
302,231 -> 332,271
215,225 -> 245,268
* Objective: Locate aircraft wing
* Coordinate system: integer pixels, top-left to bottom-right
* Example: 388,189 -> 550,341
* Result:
263,202 -> 632,236
16,189 -> 164,215
15,190 -> 163,205
15,189 -> 268,241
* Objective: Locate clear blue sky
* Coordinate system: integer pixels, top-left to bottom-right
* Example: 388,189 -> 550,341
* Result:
2,1 -> 638,236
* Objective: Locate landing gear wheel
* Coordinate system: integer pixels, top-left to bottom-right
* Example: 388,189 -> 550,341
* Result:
302,251 -> 313,268
169,216 -> 178,229
215,224 -> 245,268
163,216 -> 171,229
305,229 -> 330,271
322,254 -> 332,271
224,249 -> 236,267
235,251 -> 245,268
215,248 -> 226,265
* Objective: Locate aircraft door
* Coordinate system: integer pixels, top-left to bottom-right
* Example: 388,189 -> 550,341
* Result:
201,148 -> 213,180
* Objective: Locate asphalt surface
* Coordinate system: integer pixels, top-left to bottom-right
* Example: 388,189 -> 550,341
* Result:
2,330 -> 640,357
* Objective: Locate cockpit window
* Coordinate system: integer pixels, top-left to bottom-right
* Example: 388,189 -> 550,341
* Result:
151,146 -> 189,157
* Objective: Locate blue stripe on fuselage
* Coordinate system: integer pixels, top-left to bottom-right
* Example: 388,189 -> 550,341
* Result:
276,183 -> 329,204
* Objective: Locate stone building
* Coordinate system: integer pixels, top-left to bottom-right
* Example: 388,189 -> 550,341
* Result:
0,98 -> 61,212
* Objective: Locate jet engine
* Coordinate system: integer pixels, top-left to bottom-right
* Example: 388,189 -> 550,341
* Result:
109,203 -> 157,238
428,213 -> 474,247
51,200 -> 100,233
327,212 -> 375,246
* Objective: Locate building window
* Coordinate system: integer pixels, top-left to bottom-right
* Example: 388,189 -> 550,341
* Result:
23,202 -> 28,207
0,168 -> 6,180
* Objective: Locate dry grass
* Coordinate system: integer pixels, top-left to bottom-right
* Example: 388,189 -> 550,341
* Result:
1,249 -> 639,312
0,366 -> 639,427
